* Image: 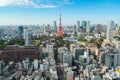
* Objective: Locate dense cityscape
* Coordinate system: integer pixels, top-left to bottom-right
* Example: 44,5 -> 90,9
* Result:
0,0 -> 120,80
0,13 -> 120,80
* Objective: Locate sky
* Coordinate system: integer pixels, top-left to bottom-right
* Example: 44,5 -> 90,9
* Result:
0,0 -> 120,26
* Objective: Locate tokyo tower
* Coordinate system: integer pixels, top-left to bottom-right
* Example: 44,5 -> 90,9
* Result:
57,14 -> 63,36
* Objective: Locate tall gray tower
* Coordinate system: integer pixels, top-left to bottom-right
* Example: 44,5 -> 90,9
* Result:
106,20 -> 114,40
24,29 -> 32,46
0,28 -> 3,37
86,21 -> 90,34
54,21 -> 57,31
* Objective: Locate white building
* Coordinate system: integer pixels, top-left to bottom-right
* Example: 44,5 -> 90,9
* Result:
75,76 -> 79,80
70,44 -> 79,52
64,37 -> 78,42
54,21 -> 57,31
49,59 -> 55,66
79,50 -> 90,65
42,44 -> 54,58
86,21 -> 90,34
106,21 -> 115,40
103,71 -> 119,80
22,58 -> 29,70
63,53 -> 73,66
58,47 -> 68,53
91,75 -> 102,80
116,41 -> 120,50
105,51 -> 120,68
104,49 -> 120,68
65,68 -> 74,80
33,59 -> 39,70
24,29 -> 32,46
42,60 -> 50,71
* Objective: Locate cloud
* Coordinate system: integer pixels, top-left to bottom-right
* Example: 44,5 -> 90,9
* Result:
0,0 -> 32,6
0,0 -> 73,8
100,0 -> 115,7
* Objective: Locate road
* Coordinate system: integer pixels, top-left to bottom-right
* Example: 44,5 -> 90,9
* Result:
56,64 -> 64,80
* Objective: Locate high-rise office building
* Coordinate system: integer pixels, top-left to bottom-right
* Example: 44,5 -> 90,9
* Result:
18,26 -> 23,33
106,23 -> 110,40
86,21 -> 90,33
74,48 -> 84,60
74,25 -> 77,36
109,30 -> 114,40
76,21 -> 80,32
22,58 -> 29,70
81,21 -> 87,28
0,28 -> 3,37
54,21 -> 57,31
57,14 -> 63,36
106,20 -> 115,40
18,26 -> 23,38
105,52 -> 120,68
110,20 -> 115,29
77,21 -> 80,28
63,53 -> 72,66
33,59 -> 39,70
24,29 -> 32,46
96,24 -> 103,33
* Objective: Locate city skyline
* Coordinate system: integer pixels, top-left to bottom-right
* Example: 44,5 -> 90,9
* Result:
0,0 -> 120,25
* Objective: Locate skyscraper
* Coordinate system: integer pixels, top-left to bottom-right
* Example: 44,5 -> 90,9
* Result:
110,20 -> 115,29
76,21 -> 80,32
24,29 -> 32,46
86,21 -> 90,34
81,21 -> 87,28
77,21 -> 80,28
105,51 -> 120,68
96,24 -> 103,33
0,28 -> 3,37
54,21 -> 57,31
57,14 -> 63,36
18,26 -> 23,38
106,20 -> 115,40
74,25 -> 77,36
18,26 -> 23,33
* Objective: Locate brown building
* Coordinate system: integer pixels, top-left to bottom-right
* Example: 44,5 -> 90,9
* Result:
96,24 -> 103,33
0,45 -> 40,62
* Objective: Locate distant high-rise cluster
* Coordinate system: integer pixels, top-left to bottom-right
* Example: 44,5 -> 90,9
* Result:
75,20 -> 90,35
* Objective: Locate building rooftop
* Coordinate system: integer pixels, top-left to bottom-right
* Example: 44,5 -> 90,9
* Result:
0,45 -> 40,62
